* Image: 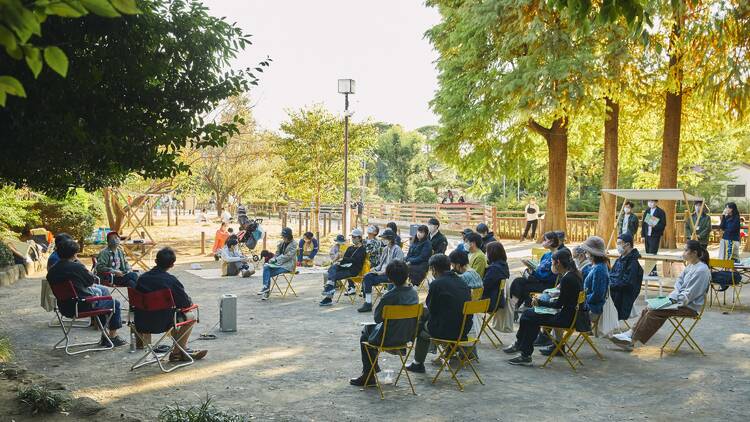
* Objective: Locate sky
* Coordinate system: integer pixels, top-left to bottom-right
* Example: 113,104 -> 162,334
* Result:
202,0 -> 441,131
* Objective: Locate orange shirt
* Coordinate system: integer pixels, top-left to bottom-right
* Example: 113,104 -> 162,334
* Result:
212,229 -> 230,253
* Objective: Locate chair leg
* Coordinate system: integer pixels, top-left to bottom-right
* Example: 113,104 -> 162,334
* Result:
362,345 -> 384,400
432,343 -> 464,391
283,274 -> 297,297
53,312 -> 114,356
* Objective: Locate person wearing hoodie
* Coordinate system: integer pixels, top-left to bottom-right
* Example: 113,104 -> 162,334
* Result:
608,233 -> 643,321
405,225 -> 432,286
297,232 -> 319,267
220,235 -> 254,277
510,231 -> 568,309
482,241 -> 510,312
475,223 -> 496,253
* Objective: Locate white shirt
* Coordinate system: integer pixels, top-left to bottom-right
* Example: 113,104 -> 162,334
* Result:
525,203 -> 539,221
668,261 -> 710,313
221,210 -> 232,223
647,208 -> 656,236
621,213 -> 630,234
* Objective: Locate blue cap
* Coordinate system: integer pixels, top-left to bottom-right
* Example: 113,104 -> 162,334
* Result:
618,233 -> 634,245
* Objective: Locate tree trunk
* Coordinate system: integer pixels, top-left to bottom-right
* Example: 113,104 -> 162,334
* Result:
658,14 -> 684,249
314,189 -> 321,238
545,118 -> 568,236
596,98 -> 620,244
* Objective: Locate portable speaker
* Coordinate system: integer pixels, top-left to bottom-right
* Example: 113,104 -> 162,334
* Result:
219,294 -> 237,332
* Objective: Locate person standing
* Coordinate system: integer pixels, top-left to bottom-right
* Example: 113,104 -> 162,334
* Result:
520,197 -> 539,242
617,201 -> 639,237
641,199 -> 666,275
685,200 -> 711,249
719,202 -> 741,261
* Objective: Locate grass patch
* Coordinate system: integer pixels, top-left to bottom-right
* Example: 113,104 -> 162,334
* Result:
158,396 -> 249,422
17,385 -> 69,415
0,336 -> 12,362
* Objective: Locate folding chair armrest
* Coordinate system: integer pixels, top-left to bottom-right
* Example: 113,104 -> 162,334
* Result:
83,295 -> 114,303
181,304 -> 199,313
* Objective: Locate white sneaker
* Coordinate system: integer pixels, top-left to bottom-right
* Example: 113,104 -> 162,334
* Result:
257,287 -> 270,295
613,332 -> 632,342
261,291 -> 270,301
344,287 -> 357,296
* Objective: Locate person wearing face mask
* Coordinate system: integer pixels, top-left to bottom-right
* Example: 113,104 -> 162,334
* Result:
719,202 -> 741,261
476,223 -> 496,252
386,222 -> 403,249
358,229 -> 405,312
641,200 -> 666,275
427,217 -> 448,255
616,201 -> 639,237
452,228 -> 474,254
572,246 -> 592,280
578,236 -> 610,322
504,248 -> 583,366
319,229 -> 366,306
520,197 -> 540,242
95,232 -> 138,288
608,233 -> 643,321
220,235 -> 254,277
610,240 -> 710,350
405,225 -> 432,286
465,232 -> 487,278
684,200 -> 711,249
510,231 -> 568,310
364,225 -> 382,268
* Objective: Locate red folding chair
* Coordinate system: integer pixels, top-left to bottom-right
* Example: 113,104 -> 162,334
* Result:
91,257 -> 129,303
49,280 -> 115,355
128,288 -> 200,373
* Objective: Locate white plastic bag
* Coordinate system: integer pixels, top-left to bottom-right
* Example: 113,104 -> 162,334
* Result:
597,287 -> 620,338
492,280 -> 514,333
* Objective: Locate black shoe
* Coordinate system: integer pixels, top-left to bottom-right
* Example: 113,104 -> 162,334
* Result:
508,354 -> 532,366
502,343 -> 520,354
101,335 -> 127,347
533,333 -> 553,347
357,303 -> 372,313
349,374 -> 377,387
319,297 -> 333,307
540,345 -> 565,357
405,362 -> 425,373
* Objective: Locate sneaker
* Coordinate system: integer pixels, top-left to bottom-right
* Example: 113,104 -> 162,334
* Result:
613,332 -> 632,342
261,291 -> 270,301
321,284 -> 336,296
101,335 -> 127,347
539,345 -> 566,357
344,287 -> 357,296
241,269 -> 255,278
319,297 -> 333,307
349,374 -> 377,387
502,343 -> 520,354
257,287 -> 270,295
357,303 -> 372,313
405,362 -> 426,373
533,333 -> 553,347
609,336 -> 634,350
169,349 -> 208,362
508,354 -> 532,366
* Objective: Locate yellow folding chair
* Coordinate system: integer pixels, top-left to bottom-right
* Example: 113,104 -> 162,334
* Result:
708,258 -> 742,312
337,255 -> 370,304
478,279 -> 507,348
531,247 -> 547,261
568,313 -> 604,363
361,304 -> 423,400
373,282 -> 393,299
660,287 -> 708,357
269,264 -> 298,298
470,287 -> 484,301
431,298 -> 490,391
540,292 -> 585,371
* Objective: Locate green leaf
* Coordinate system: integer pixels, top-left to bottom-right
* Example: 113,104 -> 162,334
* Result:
44,47 -> 69,77
7,45 -> 23,60
24,47 -> 43,78
46,2 -> 88,18
0,25 -> 16,51
0,89 -> 6,106
79,0 -> 121,18
0,76 -> 27,98
111,0 -> 140,14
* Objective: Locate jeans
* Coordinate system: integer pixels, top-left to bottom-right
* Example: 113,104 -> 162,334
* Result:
113,271 -> 138,288
363,273 -> 389,294
91,284 -> 109,297
325,266 -> 355,296
93,299 -> 122,331
262,265 -> 290,288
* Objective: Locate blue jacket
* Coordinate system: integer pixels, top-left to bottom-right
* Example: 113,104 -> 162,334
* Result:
297,238 -> 319,261
406,238 -> 432,266
720,215 -> 741,241
532,245 -> 569,285
584,262 -> 609,314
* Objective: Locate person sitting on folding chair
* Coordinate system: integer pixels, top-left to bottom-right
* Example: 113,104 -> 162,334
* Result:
503,248 -> 582,366
510,231 -> 568,311
482,241 -> 510,312
405,225 -> 432,287
47,238 -> 127,347
44,233 -> 109,312
358,229 -> 405,313
450,250 -> 483,289
320,229 -> 366,306
609,240 -> 710,350
95,232 -> 138,288
258,227 -> 297,300
579,236 -> 610,322
608,233 -> 643,321
405,254 -> 471,374
465,232 -> 488,278
349,260 -> 419,386
364,225 -> 382,269
136,247 -> 207,362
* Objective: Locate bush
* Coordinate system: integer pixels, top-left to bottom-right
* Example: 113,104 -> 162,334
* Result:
0,336 -> 12,362
33,190 -> 102,244
0,186 -> 40,232
0,241 -> 14,267
17,385 -> 69,415
159,396 -> 249,422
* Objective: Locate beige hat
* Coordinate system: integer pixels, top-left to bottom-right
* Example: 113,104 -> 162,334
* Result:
579,236 -> 607,257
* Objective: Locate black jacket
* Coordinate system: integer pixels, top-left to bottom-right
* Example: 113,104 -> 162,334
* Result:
642,206 -> 666,238
480,232 -> 497,252
406,238 -> 432,266
482,260 -> 509,311
429,231 -> 448,255
368,285 -> 420,346
136,267 -> 192,309
426,271 -> 472,340
609,248 -> 643,320
338,244 -> 366,276
537,271 -> 582,327
617,213 -> 639,237
46,259 -> 99,317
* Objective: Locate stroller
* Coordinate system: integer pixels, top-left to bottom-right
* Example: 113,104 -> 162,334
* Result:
237,216 -> 264,264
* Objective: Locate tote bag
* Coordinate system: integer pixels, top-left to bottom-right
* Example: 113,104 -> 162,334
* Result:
597,287 -> 620,338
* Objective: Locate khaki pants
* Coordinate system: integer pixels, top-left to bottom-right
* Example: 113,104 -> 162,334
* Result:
631,307 -> 697,344
135,312 -> 195,351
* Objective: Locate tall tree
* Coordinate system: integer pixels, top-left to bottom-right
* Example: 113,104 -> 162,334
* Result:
277,105 -> 376,235
374,126 -> 427,203
0,0 -> 266,196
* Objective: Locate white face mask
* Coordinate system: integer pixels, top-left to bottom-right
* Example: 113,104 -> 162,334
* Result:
463,242 -> 471,251
694,205 -> 702,213
648,201 -> 656,208
427,224 -> 437,233
623,207 -> 631,214
616,245 -> 625,255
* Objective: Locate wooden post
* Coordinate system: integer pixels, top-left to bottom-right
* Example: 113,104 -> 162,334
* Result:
175,204 -> 179,226
492,206 -> 498,234
298,211 -> 303,236
167,205 -> 171,226
201,231 -> 205,255
282,211 -> 287,229
263,231 -> 267,250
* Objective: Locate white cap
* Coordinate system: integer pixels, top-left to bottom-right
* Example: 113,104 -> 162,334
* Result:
351,228 -> 363,237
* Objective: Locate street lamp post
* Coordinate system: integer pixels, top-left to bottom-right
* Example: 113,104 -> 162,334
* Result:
338,78 -> 355,236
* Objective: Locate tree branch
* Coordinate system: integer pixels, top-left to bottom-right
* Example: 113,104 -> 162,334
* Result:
527,119 -> 551,137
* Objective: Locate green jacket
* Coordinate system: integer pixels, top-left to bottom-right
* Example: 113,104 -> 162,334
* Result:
95,247 -> 131,274
685,212 -> 711,244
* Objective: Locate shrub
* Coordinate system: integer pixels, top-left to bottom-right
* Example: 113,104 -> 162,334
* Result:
17,385 -> 69,415
33,190 -> 102,245
158,396 -> 249,422
0,186 -> 40,232
0,336 -> 12,362
0,241 -> 14,267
